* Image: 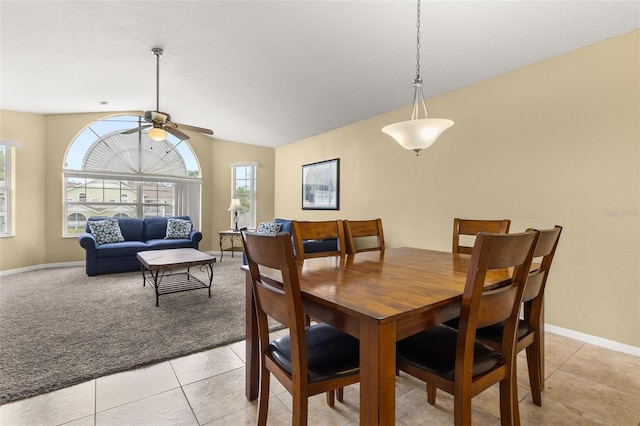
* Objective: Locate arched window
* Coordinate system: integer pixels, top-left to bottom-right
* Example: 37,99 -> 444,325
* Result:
63,114 -> 202,236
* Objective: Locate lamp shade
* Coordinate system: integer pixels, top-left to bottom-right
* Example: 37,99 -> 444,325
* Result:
227,198 -> 242,212
148,127 -> 167,141
382,118 -> 454,155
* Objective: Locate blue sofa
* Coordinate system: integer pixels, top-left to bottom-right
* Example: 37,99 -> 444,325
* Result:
78,216 -> 202,276
242,218 -> 337,264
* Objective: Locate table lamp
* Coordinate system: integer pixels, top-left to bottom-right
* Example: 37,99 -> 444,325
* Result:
227,198 -> 242,230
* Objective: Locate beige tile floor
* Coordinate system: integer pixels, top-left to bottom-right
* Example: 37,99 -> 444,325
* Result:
1,331 -> 639,426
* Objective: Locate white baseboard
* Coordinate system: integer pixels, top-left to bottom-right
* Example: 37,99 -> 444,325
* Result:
1,262 -> 638,358
546,324 -> 640,357
0,261 -> 84,277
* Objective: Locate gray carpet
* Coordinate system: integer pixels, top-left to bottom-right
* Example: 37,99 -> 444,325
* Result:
0,256 -> 266,405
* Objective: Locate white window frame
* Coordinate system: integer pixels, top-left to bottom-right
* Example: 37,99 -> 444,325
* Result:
0,140 -> 20,237
232,162 -> 257,229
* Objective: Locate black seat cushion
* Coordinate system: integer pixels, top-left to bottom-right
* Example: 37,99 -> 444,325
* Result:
476,320 -> 530,342
396,324 -> 501,381
445,318 -> 530,343
269,323 -> 359,383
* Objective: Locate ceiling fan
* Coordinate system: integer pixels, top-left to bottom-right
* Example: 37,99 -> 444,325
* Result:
121,47 -> 213,141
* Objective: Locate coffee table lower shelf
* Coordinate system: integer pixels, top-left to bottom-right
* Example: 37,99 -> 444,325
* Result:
142,269 -> 213,306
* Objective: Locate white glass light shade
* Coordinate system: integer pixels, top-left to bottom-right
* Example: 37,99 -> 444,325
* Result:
227,198 -> 242,212
148,127 -> 167,141
382,118 -> 454,155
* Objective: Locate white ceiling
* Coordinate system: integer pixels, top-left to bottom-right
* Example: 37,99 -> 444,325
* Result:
1,1 -> 638,148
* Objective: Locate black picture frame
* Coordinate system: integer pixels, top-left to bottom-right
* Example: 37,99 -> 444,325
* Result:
301,158 -> 340,210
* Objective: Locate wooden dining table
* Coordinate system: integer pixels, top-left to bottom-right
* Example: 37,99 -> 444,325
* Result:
244,247 -> 514,425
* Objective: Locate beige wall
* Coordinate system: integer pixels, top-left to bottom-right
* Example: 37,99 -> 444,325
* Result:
275,31 -> 640,347
0,111 -> 47,270
0,111 -> 275,270
210,139 -> 276,238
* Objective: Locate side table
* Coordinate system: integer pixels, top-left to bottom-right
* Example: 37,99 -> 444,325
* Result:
219,229 -> 243,261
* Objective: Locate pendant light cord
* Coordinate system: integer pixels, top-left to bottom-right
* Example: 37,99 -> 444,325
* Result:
411,0 -> 427,121
416,0 -> 421,81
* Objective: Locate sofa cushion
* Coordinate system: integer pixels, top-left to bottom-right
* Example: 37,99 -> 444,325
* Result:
144,217 -> 170,240
95,240 -> 148,258
144,216 -> 191,240
115,217 -> 145,241
257,221 -> 282,235
274,218 -> 293,235
88,218 -> 125,246
165,218 -> 193,239
146,238 -> 195,250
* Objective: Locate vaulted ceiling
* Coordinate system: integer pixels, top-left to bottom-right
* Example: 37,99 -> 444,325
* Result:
1,1 -> 638,148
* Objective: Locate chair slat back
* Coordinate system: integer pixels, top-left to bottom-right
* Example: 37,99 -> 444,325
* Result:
476,285 -> 523,328
456,231 -> 539,375
291,220 -> 346,259
522,226 -> 562,303
452,218 -> 511,254
241,231 -> 307,369
344,219 -> 385,254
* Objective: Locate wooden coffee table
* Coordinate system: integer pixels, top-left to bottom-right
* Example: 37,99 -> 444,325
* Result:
137,248 -> 216,306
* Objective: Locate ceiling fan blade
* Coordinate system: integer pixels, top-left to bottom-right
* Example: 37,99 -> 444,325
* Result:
121,125 -> 151,134
173,122 -> 214,135
165,127 -> 191,141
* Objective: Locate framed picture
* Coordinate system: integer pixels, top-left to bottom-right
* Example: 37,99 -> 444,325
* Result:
302,158 -> 340,210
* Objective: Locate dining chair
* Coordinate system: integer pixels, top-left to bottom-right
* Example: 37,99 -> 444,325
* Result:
452,218 -> 511,254
396,230 -> 539,426
291,219 -> 346,259
241,230 -> 360,426
343,218 -> 385,254
441,226 -> 563,406
473,225 -> 562,406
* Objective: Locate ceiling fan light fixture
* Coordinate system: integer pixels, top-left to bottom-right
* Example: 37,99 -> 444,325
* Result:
148,127 -> 167,141
382,0 -> 454,156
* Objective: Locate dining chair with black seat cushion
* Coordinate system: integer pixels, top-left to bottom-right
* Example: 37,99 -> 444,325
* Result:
241,230 -> 360,426
473,225 -> 562,406
452,218 -> 511,254
442,226 -> 563,406
291,219 -> 346,259
343,218 -> 385,254
397,230 -> 539,426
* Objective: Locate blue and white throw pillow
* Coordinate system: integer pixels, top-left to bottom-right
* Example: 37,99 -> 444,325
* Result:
165,218 -> 193,239
257,221 -> 282,235
88,218 -> 125,246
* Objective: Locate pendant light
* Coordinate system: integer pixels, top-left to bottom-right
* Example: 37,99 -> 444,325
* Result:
382,0 -> 453,156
